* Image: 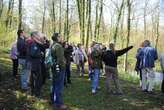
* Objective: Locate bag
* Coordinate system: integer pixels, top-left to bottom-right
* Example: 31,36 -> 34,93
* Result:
29,42 -> 41,58
44,48 -> 54,68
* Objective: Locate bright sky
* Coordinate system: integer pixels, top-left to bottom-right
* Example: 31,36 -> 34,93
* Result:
22,0 -> 164,29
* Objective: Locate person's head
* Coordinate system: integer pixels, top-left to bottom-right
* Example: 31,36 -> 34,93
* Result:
17,30 -> 24,37
91,40 -> 96,47
143,40 -> 151,47
109,43 -> 115,51
51,32 -> 62,43
31,31 -> 44,43
93,44 -> 100,51
77,43 -> 82,48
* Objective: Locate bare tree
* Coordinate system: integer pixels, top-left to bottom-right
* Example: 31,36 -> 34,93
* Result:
42,0 -> 46,33
86,0 -> 91,48
113,0 -> 125,44
143,0 -> 149,39
18,0 -> 23,30
155,0 -> 160,49
0,0 -> 4,18
6,0 -> 14,29
124,0 -> 132,72
59,0 -> 62,33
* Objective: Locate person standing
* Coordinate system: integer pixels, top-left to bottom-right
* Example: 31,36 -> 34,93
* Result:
87,41 -> 96,80
91,44 -> 102,94
17,30 -> 29,90
137,40 -> 158,94
27,31 -> 45,97
10,41 -> 18,78
160,53 -> 164,94
103,43 -> 133,95
135,42 -> 144,87
64,42 -> 73,85
51,33 -> 67,110
74,44 -> 86,76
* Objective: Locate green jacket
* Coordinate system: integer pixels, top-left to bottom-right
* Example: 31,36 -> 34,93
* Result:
91,49 -> 102,69
51,42 -> 66,70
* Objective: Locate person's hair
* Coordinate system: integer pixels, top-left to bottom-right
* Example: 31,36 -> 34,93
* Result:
77,43 -> 81,48
17,30 -> 24,37
109,43 -> 115,51
143,40 -> 151,47
52,32 -> 60,42
31,31 -> 40,38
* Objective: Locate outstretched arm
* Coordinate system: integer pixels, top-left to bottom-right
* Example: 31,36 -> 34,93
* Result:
116,46 -> 133,56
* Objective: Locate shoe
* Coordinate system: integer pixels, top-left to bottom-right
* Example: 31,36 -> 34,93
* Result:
57,104 -> 68,110
97,86 -> 101,90
92,89 -> 96,94
113,92 -> 123,96
148,91 -> 155,95
142,90 -> 148,93
68,81 -> 72,84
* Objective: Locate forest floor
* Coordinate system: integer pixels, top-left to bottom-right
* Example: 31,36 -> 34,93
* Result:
0,48 -> 164,110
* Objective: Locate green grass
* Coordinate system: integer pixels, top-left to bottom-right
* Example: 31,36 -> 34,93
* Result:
0,48 -> 164,110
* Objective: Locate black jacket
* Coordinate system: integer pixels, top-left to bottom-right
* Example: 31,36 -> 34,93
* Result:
103,46 -> 133,67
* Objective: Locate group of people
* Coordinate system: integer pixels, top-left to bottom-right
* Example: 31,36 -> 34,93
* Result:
135,40 -> 164,94
10,29 -> 164,110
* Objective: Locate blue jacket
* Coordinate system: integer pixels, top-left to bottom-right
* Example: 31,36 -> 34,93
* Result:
137,46 -> 158,68
17,37 -> 27,59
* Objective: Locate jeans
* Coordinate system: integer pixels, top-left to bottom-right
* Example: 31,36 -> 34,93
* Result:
92,68 -> 100,91
19,59 -> 29,89
52,69 -> 65,107
65,64 -> 71,84
141,68 -> 155,92
12,59 -> 18,77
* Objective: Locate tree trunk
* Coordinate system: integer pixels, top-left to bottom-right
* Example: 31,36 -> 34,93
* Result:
6,0 -> 13,29
81,0 -> 86,45
76,0 -> 86,45
66,0 -> 69,42
113,0 -> 125,44
97,0 -> 103,41
155,1 -> 160,49
59,0 -> 62,34
0,0 -> 4,18
94,0 -> 99,41
9,0 -> 14,28
52,0 -> 56,32
42,0 -> 46,33
86,0 -> 91,48
144,0 -> 149,39
124,0 -> 131,72
76,0 -> 82,42
18,0 -> 23,30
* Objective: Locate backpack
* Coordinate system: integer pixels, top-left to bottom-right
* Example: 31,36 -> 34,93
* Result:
29,42 -> 41,58
44,47 -> 54,68
44,43 -> 57,68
